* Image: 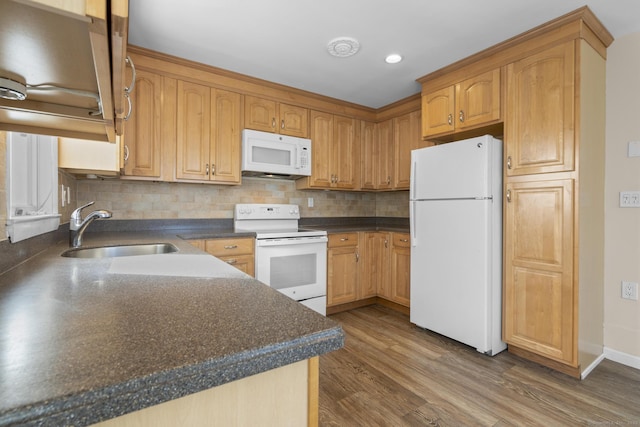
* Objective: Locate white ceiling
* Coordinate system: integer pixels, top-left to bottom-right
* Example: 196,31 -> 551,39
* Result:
128,1 -> 640,109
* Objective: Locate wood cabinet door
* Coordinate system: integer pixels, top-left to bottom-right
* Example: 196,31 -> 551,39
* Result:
327,246 -> 359,306
391,238 -> 411,307
503,178 -> 575,366
393,110 -> 420,189
375,119 -> 394,189
333,115 -> 358,189
361,232 -> 391,299
308,110 -> 333,188
505,42 -> 575,176
358,233 -> 377,299
456,68 -> 501,131
124,69 -> 162,177
176,80 -> 211,180
244,95 -> 277,133
210,89 -> 241,183
422,85 -> 455,138
279,103 -> 309,138
360,120 -> 376,190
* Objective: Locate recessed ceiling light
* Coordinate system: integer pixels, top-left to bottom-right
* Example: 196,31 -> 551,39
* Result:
327,37 -> 360,58
385,54 -> 403,64
0,77 -> 27,100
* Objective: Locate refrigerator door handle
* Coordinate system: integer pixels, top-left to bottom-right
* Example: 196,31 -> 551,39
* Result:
410,159 -> 417,200
410,201 -> 417,247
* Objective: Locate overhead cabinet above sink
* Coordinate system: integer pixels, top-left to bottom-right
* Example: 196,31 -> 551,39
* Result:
0,0 -> 129,142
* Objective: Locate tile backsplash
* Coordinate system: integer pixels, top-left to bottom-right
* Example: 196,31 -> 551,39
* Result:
76,177 -> 409,221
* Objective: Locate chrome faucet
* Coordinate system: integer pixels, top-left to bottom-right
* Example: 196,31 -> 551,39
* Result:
69,202 -> 112,248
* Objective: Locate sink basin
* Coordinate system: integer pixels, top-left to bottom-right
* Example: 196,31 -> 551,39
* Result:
61,243 -> 179,258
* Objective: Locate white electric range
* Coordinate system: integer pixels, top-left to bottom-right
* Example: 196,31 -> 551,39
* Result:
234,204 -> 328,315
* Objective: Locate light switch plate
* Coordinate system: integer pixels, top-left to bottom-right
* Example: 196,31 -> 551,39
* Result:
628,141 -> 640,157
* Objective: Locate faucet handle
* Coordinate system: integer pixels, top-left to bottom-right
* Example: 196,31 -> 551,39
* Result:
71,201 -> 95,221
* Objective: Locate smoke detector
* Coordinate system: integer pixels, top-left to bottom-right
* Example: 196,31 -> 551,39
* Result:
327,37 -> 360,58
0,77 -> 27,101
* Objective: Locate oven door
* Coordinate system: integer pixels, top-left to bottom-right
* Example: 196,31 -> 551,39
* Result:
255,236 -> 327,303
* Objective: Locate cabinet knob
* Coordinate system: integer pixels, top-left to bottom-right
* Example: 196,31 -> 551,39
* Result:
340,237 -> 349,241
447,114 -> 452,126
459,110 -> 464,123
507,156 -> 512,169
400,238 -> 408,242
211,163 -> 215,175
224,245 -> 238,249
387,176 -> 391,185
506,189 -> 512,203
226,259 -> 237,265
385,240 -> 388,248
123,145 -> 130,162
205,164 -> 209,175
355,252 -> 360,262
272,118 -> 276,128
280,119 -> 285,129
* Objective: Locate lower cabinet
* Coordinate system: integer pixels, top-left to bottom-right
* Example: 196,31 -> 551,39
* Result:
360,232 -> 391,299
188,237 -> 255,277
327,233 -> 359,306
390,233 -> 411,306
327,231 -> 410,312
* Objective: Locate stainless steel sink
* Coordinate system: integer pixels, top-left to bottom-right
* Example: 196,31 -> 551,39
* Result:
61,243 -> 179,258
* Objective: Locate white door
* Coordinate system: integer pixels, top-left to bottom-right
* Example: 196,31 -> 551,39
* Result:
410,199 -> 493,353
411,135 -> 496,200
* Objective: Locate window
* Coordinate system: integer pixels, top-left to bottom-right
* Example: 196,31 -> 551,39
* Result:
6,132 -> 60,242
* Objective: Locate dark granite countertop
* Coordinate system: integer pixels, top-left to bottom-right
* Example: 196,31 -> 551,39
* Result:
300,216 -> 410,234
0,231 -> 343,426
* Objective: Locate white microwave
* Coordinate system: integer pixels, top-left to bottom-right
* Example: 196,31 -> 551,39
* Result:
241,129 -> 311,179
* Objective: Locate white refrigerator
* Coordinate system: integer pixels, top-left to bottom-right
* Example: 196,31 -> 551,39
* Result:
409,135 -> 506,355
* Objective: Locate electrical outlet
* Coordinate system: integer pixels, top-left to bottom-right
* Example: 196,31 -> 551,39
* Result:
308,197 -> 314,208
621,281 -> 638,300
620,191 -> 640,207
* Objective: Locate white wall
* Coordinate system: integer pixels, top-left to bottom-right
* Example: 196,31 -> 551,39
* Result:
604,31 -> 640,361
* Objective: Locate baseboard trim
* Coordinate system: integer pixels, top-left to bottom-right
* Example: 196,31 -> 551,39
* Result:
581,353 -> 606,379
604,347 -> 640,370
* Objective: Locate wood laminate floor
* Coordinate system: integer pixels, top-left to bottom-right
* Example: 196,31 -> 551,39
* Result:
319,305 -> 640,426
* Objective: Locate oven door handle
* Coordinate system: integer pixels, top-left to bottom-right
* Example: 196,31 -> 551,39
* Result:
256,236 -> 328,247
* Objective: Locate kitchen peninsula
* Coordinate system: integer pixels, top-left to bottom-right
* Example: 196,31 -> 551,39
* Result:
0,230 -> 343,426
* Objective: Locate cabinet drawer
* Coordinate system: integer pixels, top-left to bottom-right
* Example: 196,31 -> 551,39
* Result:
328,233 -> 359,248
392,233 -> 411,248
217,254 -> 255,276
205,238 -> 254,256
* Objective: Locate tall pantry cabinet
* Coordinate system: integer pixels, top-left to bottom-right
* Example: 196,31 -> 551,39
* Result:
502,32 -> 610,376
417,7 -> 612,378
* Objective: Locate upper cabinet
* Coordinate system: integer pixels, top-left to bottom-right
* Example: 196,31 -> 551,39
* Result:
297,111 -> 359,190
393,110 -> 421,189
0,0 -> 128,143
361,119 -> 393,190
421,68 -> 501,139
360,109 -> 420,191
505,42 -> 575,176
122,69 -> 163,178
176,82 -> 242,184
244,96 -> 309,138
